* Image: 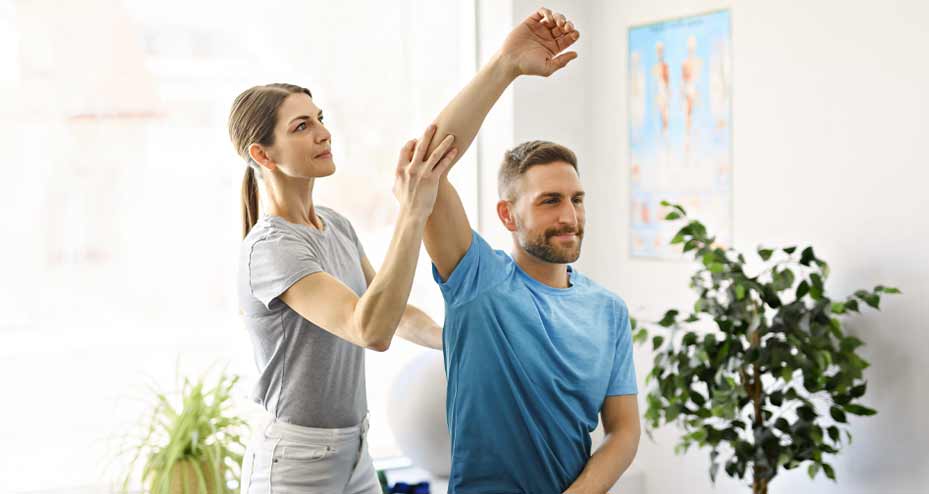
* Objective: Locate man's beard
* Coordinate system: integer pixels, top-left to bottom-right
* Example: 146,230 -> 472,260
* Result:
518,223 -> 584,264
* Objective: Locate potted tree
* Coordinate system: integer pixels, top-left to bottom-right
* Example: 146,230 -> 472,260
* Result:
120,369 -> 248,494
633,202 -> 900,494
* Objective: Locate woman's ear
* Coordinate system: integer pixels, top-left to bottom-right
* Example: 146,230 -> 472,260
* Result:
247,143 -> 276,172
497,200 -> 517,232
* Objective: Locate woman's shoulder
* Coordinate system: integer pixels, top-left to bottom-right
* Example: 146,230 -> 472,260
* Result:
240,217 -> 309,256
245,215 -> 292,240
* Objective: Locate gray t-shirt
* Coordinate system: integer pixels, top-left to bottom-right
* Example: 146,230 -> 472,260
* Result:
238,206 -> 368,428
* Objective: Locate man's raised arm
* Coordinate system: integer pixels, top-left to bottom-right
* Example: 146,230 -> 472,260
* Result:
423,7 -> 580,280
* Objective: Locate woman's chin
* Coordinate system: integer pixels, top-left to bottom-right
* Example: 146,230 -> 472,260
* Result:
315,161 -> 337,177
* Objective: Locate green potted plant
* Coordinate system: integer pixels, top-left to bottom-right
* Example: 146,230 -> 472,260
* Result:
121,369 -> 248,494
633,202 -> 900,494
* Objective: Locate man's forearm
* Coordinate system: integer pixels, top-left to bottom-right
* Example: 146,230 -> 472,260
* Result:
428,52 -> 517,172
396,304 -> 443,350
422,53 -> 518,278
564,429 -> 640,494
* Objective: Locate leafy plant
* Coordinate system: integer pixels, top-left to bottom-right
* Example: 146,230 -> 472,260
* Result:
121,369 -> 248,494
633,202 -> 900,494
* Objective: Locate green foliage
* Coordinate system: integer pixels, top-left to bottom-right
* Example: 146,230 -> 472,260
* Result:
121,369 -> 248,494
634,202 -> 900,492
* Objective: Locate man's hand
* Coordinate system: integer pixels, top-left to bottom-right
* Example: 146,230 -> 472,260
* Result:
499,7 -> 580,77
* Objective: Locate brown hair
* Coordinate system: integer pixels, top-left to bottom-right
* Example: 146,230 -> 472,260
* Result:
228,83 -> 313,238
498,140 -> 578,200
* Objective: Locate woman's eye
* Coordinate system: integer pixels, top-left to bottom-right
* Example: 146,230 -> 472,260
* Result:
295,122 -> 306,131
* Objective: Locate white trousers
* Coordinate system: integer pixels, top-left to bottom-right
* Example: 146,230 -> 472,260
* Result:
240,414 -> 381,494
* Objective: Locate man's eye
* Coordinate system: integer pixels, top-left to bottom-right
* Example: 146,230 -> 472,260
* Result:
544,199 -> 559,205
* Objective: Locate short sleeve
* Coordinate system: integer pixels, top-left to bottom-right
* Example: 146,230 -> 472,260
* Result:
607,301 -> 638,396
248,229 -> 323,310
321,206 -> 366,263
431,230 -> 509,307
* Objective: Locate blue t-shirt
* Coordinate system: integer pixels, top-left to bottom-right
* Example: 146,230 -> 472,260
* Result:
432,230 -> 638,494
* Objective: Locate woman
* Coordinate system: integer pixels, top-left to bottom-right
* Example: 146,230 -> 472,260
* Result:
229,6 -> 576,493
230,84 -> 455,493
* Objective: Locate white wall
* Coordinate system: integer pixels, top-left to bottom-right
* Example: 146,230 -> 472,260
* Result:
577,0 -> 929,493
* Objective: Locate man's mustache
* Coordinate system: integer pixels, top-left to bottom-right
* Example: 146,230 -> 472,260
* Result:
545,226 -> 584,238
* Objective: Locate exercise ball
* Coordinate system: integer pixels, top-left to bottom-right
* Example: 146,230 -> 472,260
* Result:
387,350 -> 451,477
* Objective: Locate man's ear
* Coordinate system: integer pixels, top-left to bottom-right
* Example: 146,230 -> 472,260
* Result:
497,199 -> 517,232
247,143 -> 277,172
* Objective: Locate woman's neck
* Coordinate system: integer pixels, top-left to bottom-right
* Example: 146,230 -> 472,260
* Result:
262,174 -> 324,230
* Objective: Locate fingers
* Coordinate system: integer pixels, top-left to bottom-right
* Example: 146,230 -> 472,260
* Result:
411,124 -> 437,165
549,51 -> 578,73
406,139 -> 417,161
399,139 -> 416,162
432,147 -> 459,177
398,139 -> 416,174
554,14 -> 579,41
555,29 -> 580,51
529,8 -> 579,49
531,7 -> 555,27
424,134 -> 456,170
547,11 -> 570,37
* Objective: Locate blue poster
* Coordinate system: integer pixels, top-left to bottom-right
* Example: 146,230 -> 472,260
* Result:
628,10 -> 733,258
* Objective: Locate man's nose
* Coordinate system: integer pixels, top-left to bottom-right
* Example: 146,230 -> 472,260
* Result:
558,203 -> 579,227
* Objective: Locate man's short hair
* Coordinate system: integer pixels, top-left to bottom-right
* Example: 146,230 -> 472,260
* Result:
498,140 -> 578,200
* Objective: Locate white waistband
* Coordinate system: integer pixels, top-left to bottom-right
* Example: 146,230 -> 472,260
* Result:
263,413 -> 370,441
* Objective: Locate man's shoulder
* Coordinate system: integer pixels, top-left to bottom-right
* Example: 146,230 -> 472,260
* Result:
469,230 -> 517,269
571,270 -> 629,316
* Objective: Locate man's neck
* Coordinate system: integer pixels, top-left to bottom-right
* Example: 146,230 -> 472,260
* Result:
512,248 -> 571,289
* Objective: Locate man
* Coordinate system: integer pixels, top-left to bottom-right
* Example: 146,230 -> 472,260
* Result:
421,7 -> 640,494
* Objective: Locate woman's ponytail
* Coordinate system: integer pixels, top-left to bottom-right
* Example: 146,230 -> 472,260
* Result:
241,166 -> 259,238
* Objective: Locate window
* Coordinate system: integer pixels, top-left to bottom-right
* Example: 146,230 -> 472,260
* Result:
0,0 -> 477,490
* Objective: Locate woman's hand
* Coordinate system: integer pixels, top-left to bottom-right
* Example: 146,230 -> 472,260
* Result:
393,124 -> 458,218
498,7 -> 580,78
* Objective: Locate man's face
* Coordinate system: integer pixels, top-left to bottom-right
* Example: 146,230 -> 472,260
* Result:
508,162 -> 586,264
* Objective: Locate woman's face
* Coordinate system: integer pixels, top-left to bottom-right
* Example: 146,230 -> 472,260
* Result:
267,93 -> 335,178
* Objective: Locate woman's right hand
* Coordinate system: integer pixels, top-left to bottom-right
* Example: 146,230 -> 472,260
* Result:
393,124 -> 458,218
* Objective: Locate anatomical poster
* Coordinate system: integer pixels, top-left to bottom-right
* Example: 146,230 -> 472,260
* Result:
628,10 -> 732,259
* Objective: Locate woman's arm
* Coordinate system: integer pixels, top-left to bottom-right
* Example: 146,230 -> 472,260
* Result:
360,255 -> 443,350
280,126 -> 456,351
